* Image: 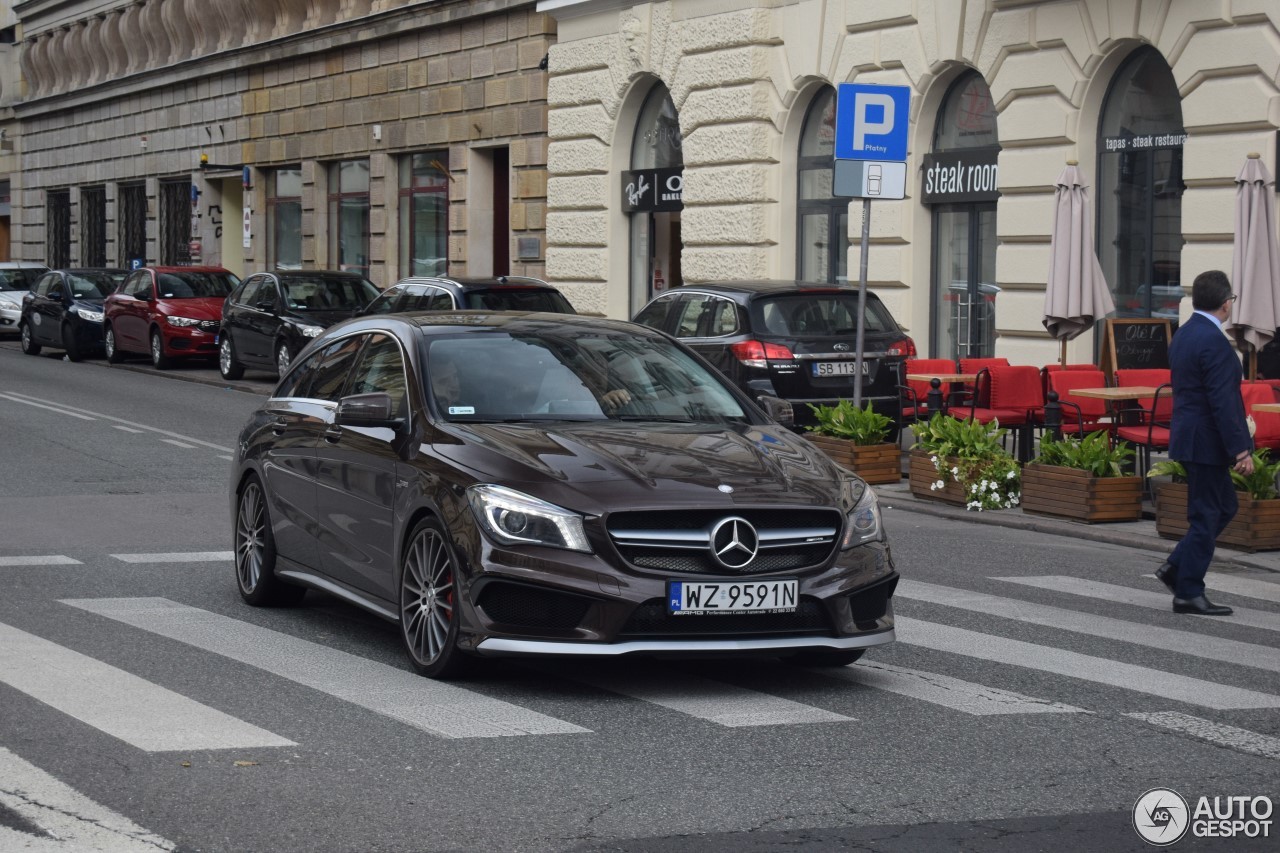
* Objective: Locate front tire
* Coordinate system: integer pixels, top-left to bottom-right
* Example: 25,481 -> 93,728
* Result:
105,325 -> 125,363
234,477 -> 306,607
219,335 -> 245,380
150,328 -> 172,370
62,324 -> 82,362
399,517 -> 469,679
19,323 -> 41,356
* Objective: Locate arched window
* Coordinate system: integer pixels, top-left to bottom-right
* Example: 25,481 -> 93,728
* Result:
925,72 -> 1000,359
796,87 -> 845,283
627,83 -> 683,311
1097,48 -> 1186,323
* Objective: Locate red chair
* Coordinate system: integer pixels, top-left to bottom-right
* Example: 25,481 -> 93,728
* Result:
951,364 -> 1045,460
1113,371 -> 1172,480
898,358 -> 958,421
1042,363 -> 1099,399
957,357 -> 1010,409
1046,369 -> 1111,436
1242,382 -> 1280,451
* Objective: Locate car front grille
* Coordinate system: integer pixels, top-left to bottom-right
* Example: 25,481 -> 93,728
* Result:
619,597 -> 832,637
606,508 -> 841,576
199,320 -> 219,334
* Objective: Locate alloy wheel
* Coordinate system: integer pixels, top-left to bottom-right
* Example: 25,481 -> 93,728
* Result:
276,343 -> 291,376
401,527 -> 455,667
235,482 -> 267,594
220,339 -> 233,375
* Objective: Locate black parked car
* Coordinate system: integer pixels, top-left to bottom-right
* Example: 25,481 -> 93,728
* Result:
632,281 -> 916,430
230,312 -> 896,679
219,270 -> 380,379
19,268 -> 126,361
360,275 -> 575,315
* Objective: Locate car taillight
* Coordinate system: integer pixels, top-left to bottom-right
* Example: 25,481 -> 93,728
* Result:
730,340 -> 795,368
887,336 -> 917,358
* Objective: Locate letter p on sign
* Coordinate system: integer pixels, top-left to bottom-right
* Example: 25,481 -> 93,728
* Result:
834,83 -> 911,162
852,93 -> 894,151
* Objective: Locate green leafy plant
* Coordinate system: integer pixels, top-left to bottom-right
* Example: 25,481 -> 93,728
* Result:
1148,450 -> 1280,500
914,413 -> 1020,511
806,400 -> 893,445
1032,431 -> 1134,477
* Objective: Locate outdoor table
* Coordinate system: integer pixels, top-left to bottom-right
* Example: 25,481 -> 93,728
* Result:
905,373 -> 976,416
1067,386 -> 1162,400
1251,403 -> 1280,413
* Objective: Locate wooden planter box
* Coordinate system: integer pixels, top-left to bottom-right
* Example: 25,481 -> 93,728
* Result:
804,435 -> 901,484
907,450 -> 967,506
1020,463 -> 1143,523
1155,481 -> 1280,553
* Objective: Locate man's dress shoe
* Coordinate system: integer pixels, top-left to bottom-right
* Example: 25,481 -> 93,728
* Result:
1154,562 -> 1176,594
1172,595 -> 1233,616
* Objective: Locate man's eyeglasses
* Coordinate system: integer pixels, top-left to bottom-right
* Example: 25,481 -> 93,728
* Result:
1227,294 -> 1239,303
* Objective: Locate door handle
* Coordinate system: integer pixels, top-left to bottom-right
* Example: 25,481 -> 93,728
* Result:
323,425 -> 343,443
270,417 -> 288,435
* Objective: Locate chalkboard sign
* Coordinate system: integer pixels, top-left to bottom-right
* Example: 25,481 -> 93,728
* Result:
1099,318 -> 1173,379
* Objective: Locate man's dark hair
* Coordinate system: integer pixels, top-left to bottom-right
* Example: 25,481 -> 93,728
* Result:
1192,270 -> 1232,311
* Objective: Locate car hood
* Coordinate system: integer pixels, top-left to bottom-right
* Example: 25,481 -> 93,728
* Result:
431,421 -> 857,513
72,298 -> 106,310
159,298 -> 225,320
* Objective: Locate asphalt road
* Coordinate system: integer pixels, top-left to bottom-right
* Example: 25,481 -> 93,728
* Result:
0,340 -> 1277,852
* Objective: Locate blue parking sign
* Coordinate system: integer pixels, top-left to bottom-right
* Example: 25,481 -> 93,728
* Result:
834,83 -> 911,162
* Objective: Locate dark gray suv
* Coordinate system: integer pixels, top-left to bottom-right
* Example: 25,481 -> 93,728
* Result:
361,275 -> 575,315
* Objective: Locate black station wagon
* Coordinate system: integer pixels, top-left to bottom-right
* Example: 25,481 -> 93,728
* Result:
360,275 -> 575,316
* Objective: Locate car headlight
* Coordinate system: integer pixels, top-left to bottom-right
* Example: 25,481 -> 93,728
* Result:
467,484 -> 591,553
165,315 -> 202,327
76,308 -> 104,323
841,483 -> 883,548
299,325 -> 325,338
0,298 -> 19,311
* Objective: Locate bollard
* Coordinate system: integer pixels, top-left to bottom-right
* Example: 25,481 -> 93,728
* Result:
927,378 -> 944,418
1043,389 -> 1062,442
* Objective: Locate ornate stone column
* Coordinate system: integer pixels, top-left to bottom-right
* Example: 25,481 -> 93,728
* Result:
161,0 -> 196,66
272,0 -> 309,39
140,0 -> 170,74
119,2 -> 146,75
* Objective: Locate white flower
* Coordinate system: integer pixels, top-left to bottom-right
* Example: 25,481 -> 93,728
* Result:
989,481 -> 999,492
930,455 -> 939,464
1006,470 -> 1016,479
933,479 -> 945,489
951,466 -> 959,476
930,483 -> 938,491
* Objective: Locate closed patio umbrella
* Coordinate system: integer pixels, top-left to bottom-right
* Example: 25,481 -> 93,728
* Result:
1227,152 -> 1280,378
1043,161 -> 1115,365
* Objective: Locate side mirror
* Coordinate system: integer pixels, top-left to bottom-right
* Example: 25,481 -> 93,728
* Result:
256,299 -> 276,311
757,395 -> 794,426
135,289 -> 152,301
336,392 -> 404,430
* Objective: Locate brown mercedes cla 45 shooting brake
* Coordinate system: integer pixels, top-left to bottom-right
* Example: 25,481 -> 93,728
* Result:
230,312 -> 898,678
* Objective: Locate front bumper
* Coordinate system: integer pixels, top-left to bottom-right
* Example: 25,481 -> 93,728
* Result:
162,326 -> 219,356
476,628 -> 895,657
0,304 -> 20,330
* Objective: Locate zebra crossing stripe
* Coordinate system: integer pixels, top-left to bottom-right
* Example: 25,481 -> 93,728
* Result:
893,617 -> 1280,710
996,576 -> 1280,634
0,746 -> 175,851
0,621 -> 295,752
571,667 -> 852,727
61,597 -> 589,739
110,551 -> 233,563
1189,574 -> 1280,605
899,579 -> 1280,674
1125,711 -> 1280,761
0,556 -> 80,567
822,661 -> 1085,715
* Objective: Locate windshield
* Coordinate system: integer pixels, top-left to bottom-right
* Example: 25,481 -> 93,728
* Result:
283,276 -> 380,310
156,272 -> 239,298
0,269 -> 45,291
753,293 -> 895,337
462,288 -> 575,313
426,330 -> 747,424
68,272 -> 123,298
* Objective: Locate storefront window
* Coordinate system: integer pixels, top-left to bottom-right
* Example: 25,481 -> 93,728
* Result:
627,83 -> 683,312
399,153 -> 449,277
1097,48 -> 1185,323
796,87 -> 847,283
924,73 -> 1000,359
268,167 -> 302,271
328,160 -> 370,276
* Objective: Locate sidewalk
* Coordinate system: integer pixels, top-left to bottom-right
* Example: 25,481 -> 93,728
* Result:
873,476 -> 1280,575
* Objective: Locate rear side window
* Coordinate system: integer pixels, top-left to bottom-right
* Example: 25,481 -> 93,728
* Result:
402,289 -> 453,311
462,288 -> 574,313
704,297 -> 739,336
348,333 -> 408,416
752,294 -> 895,337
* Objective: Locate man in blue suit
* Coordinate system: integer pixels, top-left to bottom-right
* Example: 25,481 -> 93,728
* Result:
1155,270 -> 1253,615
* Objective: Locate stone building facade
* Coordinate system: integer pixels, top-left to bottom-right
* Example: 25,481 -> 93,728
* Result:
13,0 -> 554,288
540,0 -> 1280,364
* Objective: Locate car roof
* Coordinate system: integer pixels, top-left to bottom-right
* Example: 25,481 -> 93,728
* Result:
339,310 -> 653,338
139,266 -> 233,274
390,275 -> 554,291
55,268 -> 127,274
0,262 -> 49,269
259,269 -> 370,279
673,281 -> 871,297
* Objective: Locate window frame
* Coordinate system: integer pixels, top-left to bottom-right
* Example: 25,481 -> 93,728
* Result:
327,160 -> 371,277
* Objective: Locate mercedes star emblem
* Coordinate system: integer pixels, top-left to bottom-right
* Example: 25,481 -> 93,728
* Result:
709,516 -> 759,570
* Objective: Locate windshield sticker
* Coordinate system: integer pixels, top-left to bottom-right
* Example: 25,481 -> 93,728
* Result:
448,406 -> 475,415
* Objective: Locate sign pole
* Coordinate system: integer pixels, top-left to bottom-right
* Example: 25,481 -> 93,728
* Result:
854,198 -> 870,407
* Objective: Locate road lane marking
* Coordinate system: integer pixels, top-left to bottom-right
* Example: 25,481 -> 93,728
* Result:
2,391 -> 233,453
62,597 -> 589,739
821,661 -> 1085,715
0,746 -> 176,851
0,620 -> 295,752
996,576 -> 1280,634
111,551 -> 234,563
0,393 -> 95,421
219,454 -> 233,461
570,668 -> 851,727
894,617 -> 1280,710
1126,711 -> 1280,760
1184,574 -> 1280,604
899,579 -> 1280,674
112,424 -> 145,434
160,438 -> 196,449
0,556 -> 80,567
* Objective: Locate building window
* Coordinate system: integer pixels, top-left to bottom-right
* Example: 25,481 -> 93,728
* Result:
118,183 -> 147,267
1097,47 -> 1185,324
627,82 -> 683,312
328,160 -> 370,275
46,190 -> 71,268
159,179 -> 192,265
268,167 -> 302,270
81,186 -> 107,268
796,87 -> 845,284
398,154 -> 448,277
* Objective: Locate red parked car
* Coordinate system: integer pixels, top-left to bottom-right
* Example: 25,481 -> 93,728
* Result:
104,266 -> 240,369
